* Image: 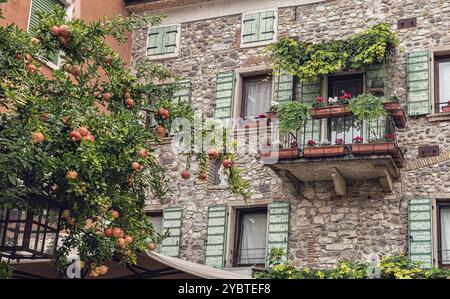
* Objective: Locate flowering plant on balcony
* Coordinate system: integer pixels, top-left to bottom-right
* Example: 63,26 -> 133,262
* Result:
335,138 -> 344,145
313,96 -> 326,108
257,113 -> 267,119
328,97 -> 339,106
307,139 -> 317,147
338,91 -> 352,105
384,133 -> 396,141
353,136 -> 364,144
290,140 -> 299,148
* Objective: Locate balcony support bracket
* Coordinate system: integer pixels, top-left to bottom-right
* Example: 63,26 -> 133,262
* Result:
375,165 -> 393,193
331,167 -> 346,197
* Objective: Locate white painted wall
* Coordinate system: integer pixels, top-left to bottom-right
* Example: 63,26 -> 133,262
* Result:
145,0 -> 326,25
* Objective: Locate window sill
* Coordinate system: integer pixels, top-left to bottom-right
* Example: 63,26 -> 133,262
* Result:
147,52 -> 179,61
240,39 -> 274,49
427,113 -> 450,123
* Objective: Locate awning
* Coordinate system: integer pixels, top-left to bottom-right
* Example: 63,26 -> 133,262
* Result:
9,251 -> 252,279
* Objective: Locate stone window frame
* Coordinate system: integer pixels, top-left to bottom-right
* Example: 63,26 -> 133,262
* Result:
223,199 -> 273,268
27,0 -> 73,70
146,23 -> 182,60
240,9 -> 278,49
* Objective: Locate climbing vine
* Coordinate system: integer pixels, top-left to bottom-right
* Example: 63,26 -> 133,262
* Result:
266,23 -> 399,81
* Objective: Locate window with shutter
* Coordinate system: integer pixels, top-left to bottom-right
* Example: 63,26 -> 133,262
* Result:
273,72 -> 294,104
205,205 -> 228,268
408,198 -> 433,268
267,202 -> 290,263
214,72 -> 235,127
173,79 -> 192,104
161,207 -> 182,257
241,10 -> 276,47
147,25 -> 180,57
28,0 -> 65,66
407,50 -> 431,116
298,80 -> 322,146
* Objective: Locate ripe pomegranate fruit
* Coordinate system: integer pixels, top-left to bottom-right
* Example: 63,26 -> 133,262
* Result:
181,170 -> 190,180
50,25 -> 60,36
111,210 -> 120,219
113,227 -> 123,238
58,24 -> 71,38
26,63 -> 37,73
155,126 -> 166,138
223,159 -> 233,169
104,228 -> 113,237
31,132 -> 44,143
78,127 -> 89,137
148,243 -> 157,251
207,148 -> 219,160
70,130 -> 82,142
158,108 -> 170,120
71,65 -> 81,77
125,98 -> 135,108
124,236 -> 133,244
102,92 -> 111,101
137,149 -> 148,159
66,170 -> 78,180
131,162 -> 141,171
63,64 -> 72,73
117,237 -> 126,248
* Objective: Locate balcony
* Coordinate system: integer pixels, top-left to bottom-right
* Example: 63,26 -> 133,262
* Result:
259,116 -> 403,195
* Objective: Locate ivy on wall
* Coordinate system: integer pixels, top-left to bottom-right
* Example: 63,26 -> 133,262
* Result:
266,24 -> 399,81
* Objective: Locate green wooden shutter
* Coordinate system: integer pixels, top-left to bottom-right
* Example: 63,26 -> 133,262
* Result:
173,79 -> 192,104
408,198 -> 433,268
242,12 -> 259,44
162,25 -> 178,54
29,0 -> 63,65
214,72 -> 235,126
148,27 -> 164,55
407,50 -> 430,116
205,205 -> 228,268
273,72 -> 294,104
267,202 -> 290,261
366,63 -> 386,96
161,207 -> 182,257
300,80 -> 321,104
258,10 -> 275,41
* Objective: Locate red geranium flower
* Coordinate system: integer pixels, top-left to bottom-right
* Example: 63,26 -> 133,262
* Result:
307,139 -> 317,146
353,136 -> 363,143
316,96 -> 325,103
335,138 -> 344,145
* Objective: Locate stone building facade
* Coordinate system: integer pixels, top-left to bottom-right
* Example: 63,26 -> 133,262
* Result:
127,0 -> 450,271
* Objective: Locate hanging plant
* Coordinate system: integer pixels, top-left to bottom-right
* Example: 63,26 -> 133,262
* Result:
266,24 -> 399,81
348,93 -> 387,123
277,101 -> 311,133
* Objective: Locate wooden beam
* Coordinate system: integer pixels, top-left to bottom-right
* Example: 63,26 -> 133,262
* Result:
375,165 -> 393,192
331,167 -> 346,197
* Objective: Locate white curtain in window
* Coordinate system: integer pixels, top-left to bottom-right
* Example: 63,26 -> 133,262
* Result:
439,61 -> 450,111
244,80 -> 272,117
441,208 -> 450,264
239,213 -> 267,265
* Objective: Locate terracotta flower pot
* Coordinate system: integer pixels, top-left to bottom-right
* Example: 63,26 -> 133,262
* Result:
303,145 -> 347,158
260,148 -> 299,160
443,106 -> 450,113
351,142 -> 396,155
310,105 -> 352,119
383,102 -> 401,113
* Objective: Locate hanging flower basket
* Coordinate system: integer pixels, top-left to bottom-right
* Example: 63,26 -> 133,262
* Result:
303,145 -> 347,158
310,105 -> 352,119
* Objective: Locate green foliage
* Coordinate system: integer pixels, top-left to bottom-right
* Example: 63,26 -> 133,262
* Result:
277,101 -> 310,133
0,6 -> 170,274
255,251 -> 450,280
0,261 -> 13,279
266,24 -> 398,81
348,93 -> 387,123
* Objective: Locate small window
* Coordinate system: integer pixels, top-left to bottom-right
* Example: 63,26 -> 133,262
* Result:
438,202 -> 450,267
28,0 -> 68,67
434,55 -> 450,113
232,207 -> 267,267
241,10 -> 276,47
148,212 -> 163,253
242,74 -> 272,118
147,25 -> 180,57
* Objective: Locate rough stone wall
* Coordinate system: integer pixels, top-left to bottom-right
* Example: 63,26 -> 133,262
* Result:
134,0 -> 450,268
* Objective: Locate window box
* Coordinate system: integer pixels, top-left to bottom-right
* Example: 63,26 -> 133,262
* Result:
383,102 -> 406,128
443,106 -> 450,113
310,105 -> 352,119
383,101 -> 401,112
303,145 -> 348,158
351,142 -> 404,167
260,148 -> 299,160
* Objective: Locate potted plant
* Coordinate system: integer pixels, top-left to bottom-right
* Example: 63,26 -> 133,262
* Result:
443,100 -> 450,113
383,95 -> 401,112
277,101 -> 311,134
267,102 -> 278,119
310,94 -> 352,119
338,91 -> 352,105
383,95 -> 406,128
351,133 -> 403,166
303,139 -> 347,158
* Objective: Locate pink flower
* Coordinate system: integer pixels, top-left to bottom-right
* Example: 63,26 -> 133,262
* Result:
335,138 -> 344,145
307,139 -> 317,146
290,140 -> 299,148
353,136 -> 363,143
316,96 -> 325,103
258,113 -> 266,119
384,133 -> 395,141
339,91 -> 352,100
